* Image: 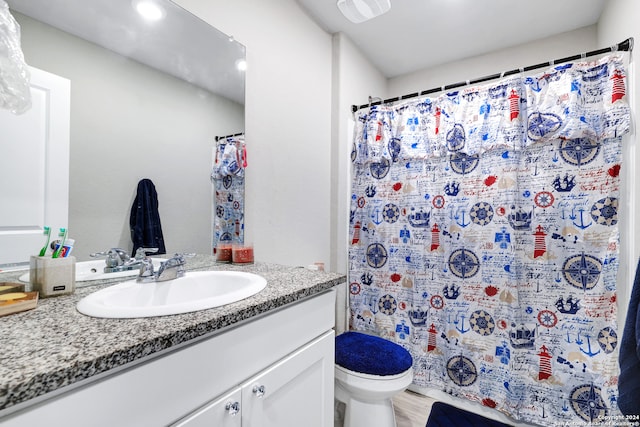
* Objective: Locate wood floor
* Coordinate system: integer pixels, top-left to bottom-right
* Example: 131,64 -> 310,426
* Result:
393,390 -> 436,427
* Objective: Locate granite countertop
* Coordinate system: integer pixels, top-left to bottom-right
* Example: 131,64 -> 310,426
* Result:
0,255 -> 345,414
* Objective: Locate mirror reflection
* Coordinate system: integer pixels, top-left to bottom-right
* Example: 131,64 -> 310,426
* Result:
3,0 -> 245,265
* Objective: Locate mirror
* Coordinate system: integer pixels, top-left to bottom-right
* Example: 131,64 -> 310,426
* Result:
4,0 -> 245,263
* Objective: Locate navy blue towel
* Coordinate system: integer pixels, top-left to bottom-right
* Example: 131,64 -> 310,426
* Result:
129,179 -> 166,256
618,257 -> 640,415
426,402 -> 513,427
335,331 -> 412,376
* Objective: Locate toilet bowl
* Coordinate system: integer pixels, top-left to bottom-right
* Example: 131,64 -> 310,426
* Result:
334,332 -> 413,427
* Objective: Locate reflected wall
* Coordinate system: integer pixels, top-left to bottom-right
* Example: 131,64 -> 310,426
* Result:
15,13 -> 244,259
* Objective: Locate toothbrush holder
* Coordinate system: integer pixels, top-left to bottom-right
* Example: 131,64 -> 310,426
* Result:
29,256 -> 76,297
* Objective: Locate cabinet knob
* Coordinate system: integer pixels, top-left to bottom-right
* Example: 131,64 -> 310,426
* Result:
225,401 -> 240,416
252,384 -> 266,398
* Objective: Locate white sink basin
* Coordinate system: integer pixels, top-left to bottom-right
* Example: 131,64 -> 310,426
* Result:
19,258 -> 166,283
76,271 -> 267,318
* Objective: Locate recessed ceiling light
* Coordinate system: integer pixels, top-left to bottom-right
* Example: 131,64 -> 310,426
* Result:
132,0 -> 166,21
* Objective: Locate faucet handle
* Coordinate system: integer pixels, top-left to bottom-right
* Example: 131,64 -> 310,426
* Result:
155,253 -> 195,280
175,252 -> 196,260
137,253 -> 195,283
90,250 -> 110,258
134,247 -> 159,260
161,253 -> 193,269
163,252 -> 195,266
90,248 -> 130,267
137,257 -> 156,282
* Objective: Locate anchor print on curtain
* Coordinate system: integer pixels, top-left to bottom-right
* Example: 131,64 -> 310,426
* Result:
212,135 -> 246,250
348,55 -> 630,425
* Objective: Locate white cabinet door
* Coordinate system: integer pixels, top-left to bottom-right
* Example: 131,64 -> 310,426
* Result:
0,66 -> 70,267
241,331 -> 334,427
171,387 -> 242,427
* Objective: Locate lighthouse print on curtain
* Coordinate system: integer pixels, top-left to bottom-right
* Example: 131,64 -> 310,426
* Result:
348,55 -> 630,425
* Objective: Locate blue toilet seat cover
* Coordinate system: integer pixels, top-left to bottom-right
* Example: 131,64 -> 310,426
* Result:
335,331 -> 413,376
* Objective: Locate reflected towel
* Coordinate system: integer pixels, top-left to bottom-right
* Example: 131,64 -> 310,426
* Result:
129,178 -> 166,256
618,257 -> 640,415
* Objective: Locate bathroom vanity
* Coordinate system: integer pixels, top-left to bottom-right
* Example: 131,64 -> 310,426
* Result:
0,256 -> 345,426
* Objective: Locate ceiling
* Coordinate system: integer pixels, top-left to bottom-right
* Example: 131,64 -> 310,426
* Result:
9,0 -> 607,99
7,0 -> 246,104
297,0 -> 608,78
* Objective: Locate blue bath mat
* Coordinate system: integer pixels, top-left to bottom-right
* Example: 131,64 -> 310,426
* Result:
426,402 -> 514,427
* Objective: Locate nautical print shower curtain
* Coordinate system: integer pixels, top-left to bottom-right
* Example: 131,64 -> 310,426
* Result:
348,55 -> 630,425
212,135 -> 246,249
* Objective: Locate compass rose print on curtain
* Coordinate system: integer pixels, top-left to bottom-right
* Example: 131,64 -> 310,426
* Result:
348,55 -> 630,425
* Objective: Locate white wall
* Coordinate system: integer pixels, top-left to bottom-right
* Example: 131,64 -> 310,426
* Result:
331,33 -> 387,332
388,25 -> 598,98
175,0 -> 334,269
15,12 -> 244,260
331,33 -> 388,274
598,0 -> 640,315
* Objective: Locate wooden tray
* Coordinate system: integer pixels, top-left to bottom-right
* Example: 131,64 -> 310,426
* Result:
0,291 -> 38,317
0,282 -> 26,295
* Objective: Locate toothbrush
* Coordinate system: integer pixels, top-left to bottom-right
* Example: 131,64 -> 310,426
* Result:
38,226 -> 51,256
52,228 -> 67,258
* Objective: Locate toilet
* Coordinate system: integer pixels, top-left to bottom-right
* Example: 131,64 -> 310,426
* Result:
334,331 -> 413,427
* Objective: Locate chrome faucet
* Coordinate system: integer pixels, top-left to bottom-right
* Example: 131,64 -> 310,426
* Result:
137,253 -> 195,283
91,247 -> 158,273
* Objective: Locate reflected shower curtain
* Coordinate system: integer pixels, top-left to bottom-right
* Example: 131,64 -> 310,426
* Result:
348,55 -> 630,425
212,135 -> 246,249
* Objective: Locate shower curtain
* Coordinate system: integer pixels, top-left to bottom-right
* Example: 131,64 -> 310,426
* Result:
212,135 -> 246,250
348,55 -> 630,425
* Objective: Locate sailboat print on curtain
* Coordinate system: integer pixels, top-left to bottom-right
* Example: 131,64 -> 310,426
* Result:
348,55 -> 630,425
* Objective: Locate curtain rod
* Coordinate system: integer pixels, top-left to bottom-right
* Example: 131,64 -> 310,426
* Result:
351,37 -> 634,113
215,132 -> 244,142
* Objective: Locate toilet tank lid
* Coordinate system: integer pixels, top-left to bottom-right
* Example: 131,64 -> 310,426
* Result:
335,331 -> 413,376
